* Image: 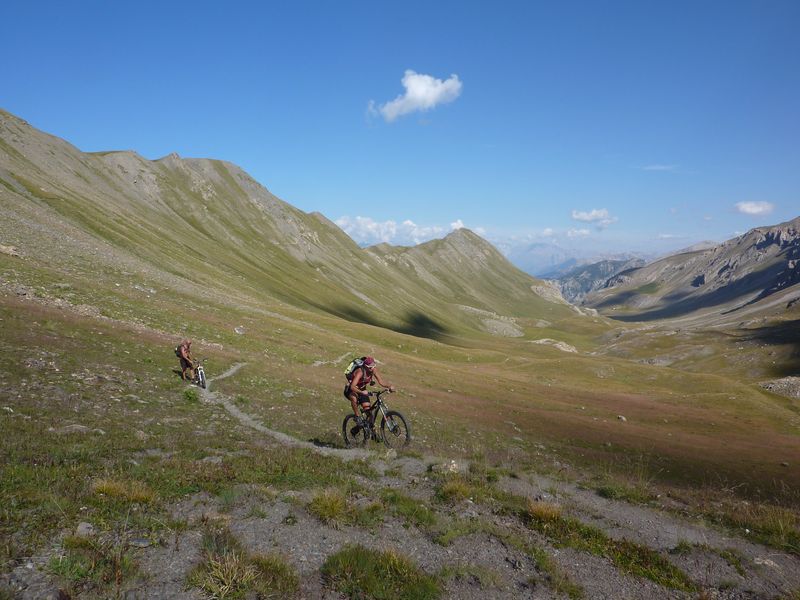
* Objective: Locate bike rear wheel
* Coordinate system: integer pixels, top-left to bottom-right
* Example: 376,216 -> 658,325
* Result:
381,410 -> 410,449
342,414 -> 368,448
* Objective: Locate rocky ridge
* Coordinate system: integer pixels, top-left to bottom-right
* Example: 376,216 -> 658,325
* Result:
587,217 -> 800,321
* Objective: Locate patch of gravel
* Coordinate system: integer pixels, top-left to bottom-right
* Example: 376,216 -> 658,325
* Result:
123,530 -> 205,599
760,376 -> 800,399
529,338 -> 578,353
497,474 -> 800,598
554,547 -> 687,599
230,500 -> 547,600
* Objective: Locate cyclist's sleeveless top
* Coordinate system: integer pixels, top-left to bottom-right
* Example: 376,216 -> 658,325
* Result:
354,367 -> 373,390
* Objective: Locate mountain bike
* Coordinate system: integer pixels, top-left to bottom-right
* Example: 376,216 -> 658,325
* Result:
193,359 -> 207,389
342,389 -> 410,449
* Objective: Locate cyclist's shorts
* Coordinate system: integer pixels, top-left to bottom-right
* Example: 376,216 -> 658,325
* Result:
343,385 -> 370,406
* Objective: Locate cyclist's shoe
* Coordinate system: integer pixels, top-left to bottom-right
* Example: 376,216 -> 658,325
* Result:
350,426 -> 361,437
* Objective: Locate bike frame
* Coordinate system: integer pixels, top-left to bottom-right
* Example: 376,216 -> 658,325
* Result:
194,358 -> 207,387
363,390 -> 391,424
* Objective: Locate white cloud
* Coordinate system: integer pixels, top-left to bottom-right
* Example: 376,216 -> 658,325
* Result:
657,233 -> 685,240
542,228 -> 555,237
567,228 -> 591,238
642,164 -> 678,171
369,70 -> 462,123
735,201 -> 774,216
335,216 -> 468,246
571,208 -> 618,229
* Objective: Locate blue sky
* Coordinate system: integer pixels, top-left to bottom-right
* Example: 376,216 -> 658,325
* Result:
3,0 -> 798,264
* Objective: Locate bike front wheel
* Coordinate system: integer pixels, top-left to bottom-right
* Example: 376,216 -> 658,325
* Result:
342,414 -> 368,448
381,410 -> 410,449
197,370 -> 207,389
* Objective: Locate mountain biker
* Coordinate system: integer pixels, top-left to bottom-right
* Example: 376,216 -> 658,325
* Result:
344,356 -> 395,431
177,339 -> 194,381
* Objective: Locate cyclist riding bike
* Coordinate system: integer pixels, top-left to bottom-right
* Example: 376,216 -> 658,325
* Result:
344,356 -> 395,432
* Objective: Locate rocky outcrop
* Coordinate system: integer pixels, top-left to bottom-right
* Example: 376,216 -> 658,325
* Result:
553,258 -> 646,303
586,217 -> 800,320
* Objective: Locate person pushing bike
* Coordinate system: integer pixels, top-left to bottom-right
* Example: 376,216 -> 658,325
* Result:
176,338 -> 195,381
344,356 -> 395,431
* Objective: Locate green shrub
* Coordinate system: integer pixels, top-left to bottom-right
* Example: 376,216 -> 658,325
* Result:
322,544 -> 441,600
381,489 -> 436,528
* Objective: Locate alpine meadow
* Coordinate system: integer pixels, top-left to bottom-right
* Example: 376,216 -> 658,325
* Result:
1,109 -> 799,599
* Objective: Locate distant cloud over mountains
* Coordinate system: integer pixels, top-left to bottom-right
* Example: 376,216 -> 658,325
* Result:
735,201 -> 774,216
369,70 -> 462,122
571,208 -> 617,229
335,215 -> 466,245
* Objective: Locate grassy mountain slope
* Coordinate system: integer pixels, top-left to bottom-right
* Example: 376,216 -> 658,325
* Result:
1,109 -> 582,345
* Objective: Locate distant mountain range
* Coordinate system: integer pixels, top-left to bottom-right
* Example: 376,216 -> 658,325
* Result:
504,242 -> 649,277
584,217 -> 800,324
546,258 -> 647,304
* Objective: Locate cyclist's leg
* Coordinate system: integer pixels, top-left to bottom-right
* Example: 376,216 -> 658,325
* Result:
345,385 -> 370,431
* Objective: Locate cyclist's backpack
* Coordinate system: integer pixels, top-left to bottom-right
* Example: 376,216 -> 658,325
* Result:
174,345 -> 182,358
344,357 -> 367,381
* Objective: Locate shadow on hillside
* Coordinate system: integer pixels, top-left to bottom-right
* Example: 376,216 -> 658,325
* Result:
743,318 -> 800,377
592,290 -> 638,310
334,304 -> 450,342
606,268 -> 784,322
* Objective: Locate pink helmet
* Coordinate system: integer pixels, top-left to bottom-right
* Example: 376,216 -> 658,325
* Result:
363,356 -> 376,369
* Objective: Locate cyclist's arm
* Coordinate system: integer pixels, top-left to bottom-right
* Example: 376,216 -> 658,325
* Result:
373,370 -> 395,392
351,370 -> 368,397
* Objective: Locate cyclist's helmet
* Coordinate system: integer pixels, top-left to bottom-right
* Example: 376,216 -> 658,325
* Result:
363,356 -> 376,370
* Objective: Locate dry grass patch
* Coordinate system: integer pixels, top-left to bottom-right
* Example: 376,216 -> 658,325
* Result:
190,549 -> 258,599
526,500 -> 562,522
435,478 -> 473,503
720,502 -> 799,555
188,525 -> 299,599
91,478 -> 156,504
308,488 -> 350,528
307,488 -> 383,530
